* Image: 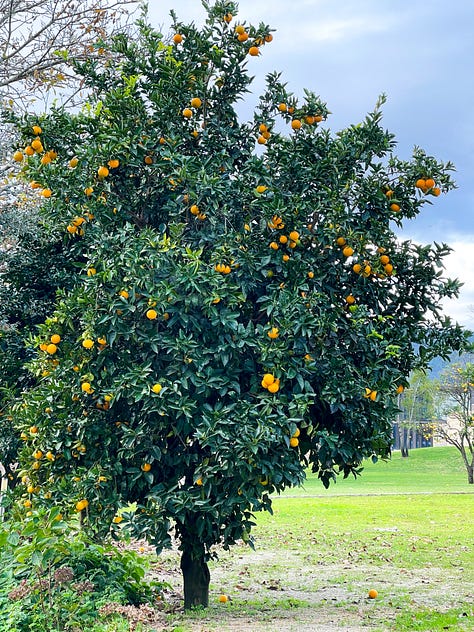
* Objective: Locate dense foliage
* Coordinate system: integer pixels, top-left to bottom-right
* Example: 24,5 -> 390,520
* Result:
4,0 -> 468,606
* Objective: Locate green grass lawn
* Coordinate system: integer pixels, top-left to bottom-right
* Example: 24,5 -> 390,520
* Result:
284,445 -> 473,496
168,446 -> 474,631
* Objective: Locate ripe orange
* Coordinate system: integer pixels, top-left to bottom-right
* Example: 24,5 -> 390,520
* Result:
237,32 -> 249,42
432,187 -> 441,196
395,384 -> 404,395
305,115 -> 315,125
46,343 -> 57,355
190,204 -> 200,215
196,477 -> 203,486
182,108 -> 193,118
379,255 -> 390,265
342,246 -> 354,257
259,123 -> 268,133
415,178 -> 426,189
248,46 -> 259,56
289,230 -> 299,241
278,103 -> 287,112
141,462 -> 152,472
69,157 -> 79,168
191,97 -> 202,108
257,135 -> 267,144
385,189 -> 394,198
31,138 -> 43,151
235,24 -> 245,34
76,499 -> 89,512
262,373 -> 275,387
25,146 -> 35,156
352,263 -> 362,274
32,125 -> 42,135
269,241 -> 279,250
368,589 -> 378,599
256,185 -> 268,193
82,338 -> 94,349
390,203 -> 400,212
265,33 -> 273,42
151,383 -> 162,394
223,13 -> 232,23
50,334 -> 61,344
267,327 -> 279,339
336,237 -> 346,246
289,437 -> 299,447
84,186 -> 94,196
308,271 -> 314,278
146,309 -> 158,320
173,33 -> 183,44
218,594 -> 229,603
41,189 -> 52,198
87,267 -> 96,275
424,178 -> 435,189
97,165 -> 109,178
144,155 -> 153,165
282,254 -> 290,262
345,295 -> 356,305
291,119 -> 302,130
108,159 -> 120,168
384,263 -> 394,275
30,426 -> 38,434
119,290 -> 129,299
364,388 -> 377,401
13,150 -> 24,162
113,515 -> 123,524
267,380 -> 280,393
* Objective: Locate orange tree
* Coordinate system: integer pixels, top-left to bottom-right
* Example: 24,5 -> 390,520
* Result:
8,0 -> 468,608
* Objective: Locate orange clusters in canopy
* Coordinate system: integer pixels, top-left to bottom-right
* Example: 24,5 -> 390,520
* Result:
261,373 -> 280,393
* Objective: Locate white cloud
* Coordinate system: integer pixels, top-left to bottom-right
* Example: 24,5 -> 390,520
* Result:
439,238 -> 474,328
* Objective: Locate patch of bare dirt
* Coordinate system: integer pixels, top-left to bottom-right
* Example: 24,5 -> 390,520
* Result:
117,540 -> 473,632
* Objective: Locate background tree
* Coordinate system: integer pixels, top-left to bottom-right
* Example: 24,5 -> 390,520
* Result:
7,0 -> 469,608
396,370 -> 439,456
435,361 -> 474,483
0,0 -> 139,105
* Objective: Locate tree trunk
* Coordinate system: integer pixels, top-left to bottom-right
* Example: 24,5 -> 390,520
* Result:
180,549 -> 210,610
398,425 -> 409,457
467,465 -> 473,485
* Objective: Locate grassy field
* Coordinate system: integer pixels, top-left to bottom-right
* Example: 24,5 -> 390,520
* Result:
159,447 -> 474,632
285,446 -> 472,496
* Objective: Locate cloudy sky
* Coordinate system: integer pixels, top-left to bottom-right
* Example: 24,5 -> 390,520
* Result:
147,0 -> 474,327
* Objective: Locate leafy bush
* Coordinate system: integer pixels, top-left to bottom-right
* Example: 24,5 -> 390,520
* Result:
0,508 -> 165,632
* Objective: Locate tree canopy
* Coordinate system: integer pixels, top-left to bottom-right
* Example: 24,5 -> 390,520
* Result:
3,0 -> 469,607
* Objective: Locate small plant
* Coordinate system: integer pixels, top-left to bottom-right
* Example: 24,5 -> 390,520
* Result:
0,508 -> 166,631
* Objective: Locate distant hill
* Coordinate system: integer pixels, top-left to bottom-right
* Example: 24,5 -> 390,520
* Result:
428,348 -> 473,380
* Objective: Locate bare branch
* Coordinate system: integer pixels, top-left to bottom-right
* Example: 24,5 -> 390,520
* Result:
0,0 -> 141,105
